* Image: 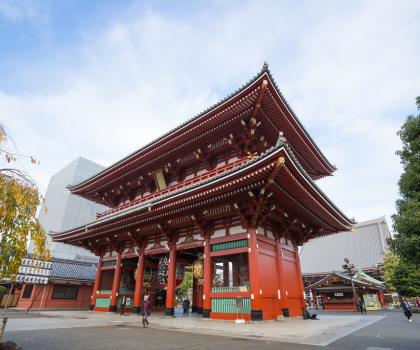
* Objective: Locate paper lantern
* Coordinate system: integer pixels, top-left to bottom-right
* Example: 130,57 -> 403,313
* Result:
157,254 -> 185,287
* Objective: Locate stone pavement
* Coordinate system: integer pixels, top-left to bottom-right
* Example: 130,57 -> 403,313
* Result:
3,308 -> 385,346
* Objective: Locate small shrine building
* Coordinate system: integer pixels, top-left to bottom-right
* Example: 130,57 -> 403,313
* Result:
50,63 -> 354,321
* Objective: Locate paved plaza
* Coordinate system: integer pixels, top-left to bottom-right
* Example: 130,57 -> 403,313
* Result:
2,308 -> 419,349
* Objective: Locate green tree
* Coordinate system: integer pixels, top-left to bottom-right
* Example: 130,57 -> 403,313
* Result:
0,123 -> 50,279
388,260 -> 420,297
388,96 -> 420,266
177,271 -> 193,299
382,252 -> 399,291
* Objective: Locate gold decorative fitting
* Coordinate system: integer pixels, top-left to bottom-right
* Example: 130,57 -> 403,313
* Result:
264,142 -> 267,147
256,103 -> 260,108
68,191 -> 72,194
195,153 -> 200,159
228,139 -> 232,144
117,190 -> 120,194
262,80 -> 268,88
277,157 -> 285,166
251,118 -> 256,124
269,178 -> 274,183
251,129 -> 255,135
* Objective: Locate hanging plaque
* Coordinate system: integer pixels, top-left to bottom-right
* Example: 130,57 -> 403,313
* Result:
153,169 -> 167,191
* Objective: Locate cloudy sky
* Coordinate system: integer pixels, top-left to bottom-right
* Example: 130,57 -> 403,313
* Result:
1,0 -> 419,231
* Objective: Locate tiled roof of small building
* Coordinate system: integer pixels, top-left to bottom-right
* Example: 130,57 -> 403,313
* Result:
50,260 -> 97,281
299,216 -> 391,275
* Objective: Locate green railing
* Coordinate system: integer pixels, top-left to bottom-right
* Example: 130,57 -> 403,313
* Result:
211,286 -> 250,293
119,288 -> 135,295
102,260 -> 116,267
95,297 -> 111,308
123,260 -> 137,267
98,290 -> 112,294
211,239 -> 247,252
211,297 -> 251,313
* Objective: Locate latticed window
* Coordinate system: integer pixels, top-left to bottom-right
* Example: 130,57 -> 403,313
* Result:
52,285 -> 78,300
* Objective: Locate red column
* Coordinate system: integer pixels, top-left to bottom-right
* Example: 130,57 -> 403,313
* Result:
232,262 -> 240,286
275,238 -> 289,317
133,253 -> 146,314
90,254 -> 103,310
294,242 -> 306,309
192,277 -> 198,313
248,228 -> 263,321
109,253 -> 122,312
197,284 -> 203,314
202,237 -> 212,318
223,262 -> 229,287
379,290 -> 385,307
165,246 -> 177,316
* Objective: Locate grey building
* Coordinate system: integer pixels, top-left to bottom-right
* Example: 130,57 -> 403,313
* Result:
299,216 -> 391,280
28,157 -> 108,260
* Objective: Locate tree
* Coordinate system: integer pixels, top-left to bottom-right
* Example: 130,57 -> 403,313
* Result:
388,259 -> 420,297
177,270 -> 193,300
0,123 -> 50,280
388,96 -> 420,266
382,252 -> 399,292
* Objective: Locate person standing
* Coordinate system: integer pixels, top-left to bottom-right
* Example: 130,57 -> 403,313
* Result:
120,296 -> 126,315
415,298 -> 420,308
187,299 -> 190,314
401,297 -> 413,322
141,295 -> 151,328
183,299 -> 188,315
358,298 -> 366,314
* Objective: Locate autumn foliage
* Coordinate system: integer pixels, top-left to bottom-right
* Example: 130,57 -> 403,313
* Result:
0,124 -> 50,280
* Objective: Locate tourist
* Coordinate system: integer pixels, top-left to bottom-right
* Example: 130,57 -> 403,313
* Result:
141,295 -> 151,328
416,298 -> 420,308
183,299 -> 188,314
401,297 -> 412,322
303,304 -> 310,319
358,299 -> 366,314
120,296 -> 126,315
187,299 -> 190,314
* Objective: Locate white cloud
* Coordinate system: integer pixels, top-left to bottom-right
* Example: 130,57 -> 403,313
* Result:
1,0 -> 420,230
0,0 -> 47,22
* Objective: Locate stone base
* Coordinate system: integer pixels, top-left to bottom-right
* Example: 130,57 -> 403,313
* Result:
89,305 -> 94,311
197,307 -> 203,315
191,306 -> 198,313
109,305 -> 117,313
132,307 -> 140,314
165,307 -> 174,317
282,308 -> 290,317
251,310 -> 263,322
202,309 -> 211,319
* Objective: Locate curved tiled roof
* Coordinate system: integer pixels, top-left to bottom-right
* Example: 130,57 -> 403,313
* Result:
68,62 -> 336,191
51,140 -> 355,240
50,260 -> 97,281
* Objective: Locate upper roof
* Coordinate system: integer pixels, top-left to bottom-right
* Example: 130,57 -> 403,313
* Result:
50,141 -> 355,244
68,62 -> 336,198
299,216 -> 391,275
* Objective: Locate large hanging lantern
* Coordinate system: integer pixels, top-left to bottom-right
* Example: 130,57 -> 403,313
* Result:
192,253 -> 216,284
134,266 -> 156,287
157,254 -> 185,287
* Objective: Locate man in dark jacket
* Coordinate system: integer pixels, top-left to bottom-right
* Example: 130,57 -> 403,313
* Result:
141,295 -> 151,328
358,299 -> 366,314
120,296 -> 126,315
401,297 -> 412,322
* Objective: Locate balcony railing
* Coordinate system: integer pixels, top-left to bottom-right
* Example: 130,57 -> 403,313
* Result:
96,158 -> 248,219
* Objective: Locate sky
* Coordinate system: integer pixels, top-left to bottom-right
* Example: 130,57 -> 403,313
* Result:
1,0 -> 420,232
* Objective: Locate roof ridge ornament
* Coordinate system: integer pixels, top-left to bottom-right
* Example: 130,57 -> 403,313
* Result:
262,61 -> 269,72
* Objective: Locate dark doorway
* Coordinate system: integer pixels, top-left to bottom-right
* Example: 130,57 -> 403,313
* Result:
154,289 -> 166,308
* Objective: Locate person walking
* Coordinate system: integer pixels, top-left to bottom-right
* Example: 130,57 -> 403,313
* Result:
120,296 -> 126,315
141,295 -> 151,328
415,298 -> 420,308
358,298 -> 366,314
401,297 -> 413,322
183,299 -> 188,315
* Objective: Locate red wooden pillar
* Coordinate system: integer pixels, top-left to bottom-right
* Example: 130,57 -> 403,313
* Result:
192,277 -> 198,313
223,262 -> 229,287
132,252 -> 146,314
202,237 -> 212,318
90,253 -> 103,310
379,290 -> 385,307
165,245 -> 177,316
197,284 -> 203,314
294,242 -> 306,310
109,252 -> 123,312
232,262 -> 240,286
275,237 -> 289,317
247,228 -> 263,321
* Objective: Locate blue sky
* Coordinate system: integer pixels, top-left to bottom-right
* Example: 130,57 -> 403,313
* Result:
1,0 -> 420,230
